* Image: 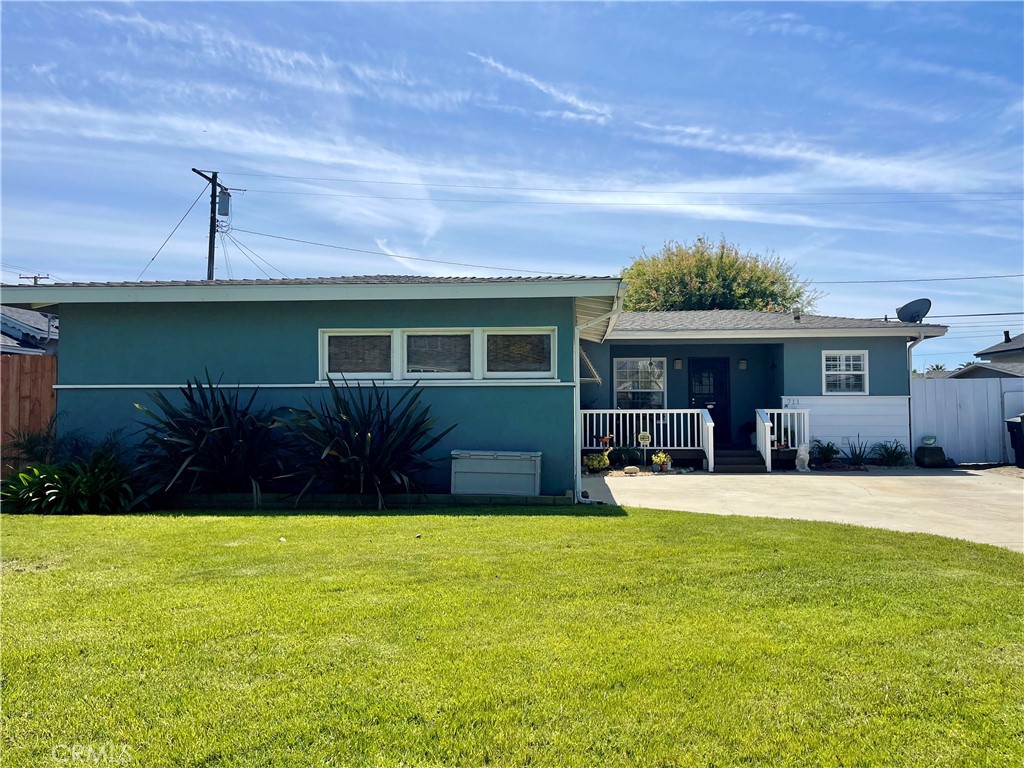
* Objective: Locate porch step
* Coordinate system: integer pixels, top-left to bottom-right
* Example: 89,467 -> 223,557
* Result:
714,450 -> 767,474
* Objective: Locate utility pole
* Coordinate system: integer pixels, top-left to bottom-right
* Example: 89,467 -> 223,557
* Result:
191,168 -> 231,281
19,274 -> 50,285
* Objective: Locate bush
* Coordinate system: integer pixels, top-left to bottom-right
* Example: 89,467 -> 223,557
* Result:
584,452 -> 610,472
810,439 -> 841,464
1,442 -> 136,514
842,438 -> 872,466
281,379 -> 455,507
651,451 -> 671,466
871,440 -> 911,467
134,374 -> 283,504
607,448 -> 642,467
4,414 -> 92,469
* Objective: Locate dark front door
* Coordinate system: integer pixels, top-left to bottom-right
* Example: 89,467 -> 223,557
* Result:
689,358 -> 731,444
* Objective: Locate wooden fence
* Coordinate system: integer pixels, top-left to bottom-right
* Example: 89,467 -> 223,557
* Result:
1,354 -> 57,445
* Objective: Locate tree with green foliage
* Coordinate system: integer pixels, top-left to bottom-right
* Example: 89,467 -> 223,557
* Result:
621,236 -> 820,312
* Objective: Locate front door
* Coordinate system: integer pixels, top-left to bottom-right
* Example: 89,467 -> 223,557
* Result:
689,358 -> 731,445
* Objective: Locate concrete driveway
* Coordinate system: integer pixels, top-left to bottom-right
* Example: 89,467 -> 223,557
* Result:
583,467 -> 1024,552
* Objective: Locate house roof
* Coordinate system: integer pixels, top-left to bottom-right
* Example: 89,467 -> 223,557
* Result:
609,310 -> 946,340
0,305 -> 58,340
0,275 -> 626,343
975,332 -> 1023,357
947,361 -> 1024,378
0,331 -> 45,355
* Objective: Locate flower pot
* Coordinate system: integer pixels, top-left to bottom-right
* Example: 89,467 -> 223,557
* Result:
651,464 -> 661,473
661,464 -> 669,471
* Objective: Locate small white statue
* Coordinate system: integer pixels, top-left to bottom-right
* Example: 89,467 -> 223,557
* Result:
795,443 -> 811,472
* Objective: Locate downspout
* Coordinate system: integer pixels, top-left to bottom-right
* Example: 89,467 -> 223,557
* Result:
907,331 -> 925,446
573,284 -> 625,503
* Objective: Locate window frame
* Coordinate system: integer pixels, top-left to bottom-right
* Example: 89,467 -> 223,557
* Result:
320,329 -> 396,380
402,329 -> 474,380
482,328 -> 557,380
613,357 -> 668,410
318,327 -> 558,382
821,350 -> 869,396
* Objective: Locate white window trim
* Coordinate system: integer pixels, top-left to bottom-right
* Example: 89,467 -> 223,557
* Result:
822,350 -> 869,396
319,327 -> 558,383
482,327 -> 557,380
614,357 -> 668,410
320,329 -> 396,380
401,328 -> 474,380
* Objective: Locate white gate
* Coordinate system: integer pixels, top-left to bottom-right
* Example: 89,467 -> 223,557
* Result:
911,378 -> 1024,463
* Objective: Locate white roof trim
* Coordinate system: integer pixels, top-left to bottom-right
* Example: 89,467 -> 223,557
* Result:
608,327 -> 946,341
1,279 -> 622,308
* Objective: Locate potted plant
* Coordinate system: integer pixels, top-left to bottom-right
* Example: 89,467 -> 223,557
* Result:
651,451 -> 671,471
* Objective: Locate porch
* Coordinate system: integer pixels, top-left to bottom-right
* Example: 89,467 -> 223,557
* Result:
581,408 -> 810,473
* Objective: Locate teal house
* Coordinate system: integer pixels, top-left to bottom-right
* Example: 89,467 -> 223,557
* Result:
1,276 -> 945,496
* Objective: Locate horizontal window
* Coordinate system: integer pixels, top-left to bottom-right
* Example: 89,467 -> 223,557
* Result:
320,328 -> 556,381
823,351 -> 868,395
485,332 -> 554,378
327,333 -> 391,377
406,333 -> 472,377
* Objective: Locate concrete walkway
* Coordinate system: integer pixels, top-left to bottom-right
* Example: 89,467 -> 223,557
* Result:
583,467 -> 1024,552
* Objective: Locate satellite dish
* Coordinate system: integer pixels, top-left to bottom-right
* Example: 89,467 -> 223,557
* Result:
896,298 -> 932,324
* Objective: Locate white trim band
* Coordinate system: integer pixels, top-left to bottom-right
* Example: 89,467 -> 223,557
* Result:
54,381 -> 577,390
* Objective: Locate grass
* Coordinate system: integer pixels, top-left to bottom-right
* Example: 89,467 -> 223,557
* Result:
2,507 -> 1022,767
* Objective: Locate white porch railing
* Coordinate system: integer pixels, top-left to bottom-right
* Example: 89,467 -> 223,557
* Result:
754,409 -> 773,473
763,409 -> 810,450
581,409 -> 715,471
700,409 -> 715,473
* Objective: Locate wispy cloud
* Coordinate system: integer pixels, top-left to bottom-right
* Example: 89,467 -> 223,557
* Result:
880,53 -> 1020,94
724,10 -> 845,44
468,52 -> 611,123
86,9 -> 470,112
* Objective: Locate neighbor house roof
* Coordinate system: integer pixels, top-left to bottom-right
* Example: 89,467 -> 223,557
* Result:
609,310 -> 946,340
975,332 -> 1023,358
0,275 -> 626,343
0,331 -> 45,355
1,305 -> 58,341
947,361 -> 1024,379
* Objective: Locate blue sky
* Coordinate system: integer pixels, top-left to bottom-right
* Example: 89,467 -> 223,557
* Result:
2,2 -> 1021,367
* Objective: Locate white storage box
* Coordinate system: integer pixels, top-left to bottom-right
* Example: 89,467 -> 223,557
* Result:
451,450 -> 542,496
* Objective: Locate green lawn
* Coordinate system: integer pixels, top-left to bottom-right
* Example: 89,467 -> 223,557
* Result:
2,507 -> 1022,767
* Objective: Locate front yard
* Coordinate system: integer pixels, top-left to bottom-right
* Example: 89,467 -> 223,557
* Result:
2,507 -> 1022,767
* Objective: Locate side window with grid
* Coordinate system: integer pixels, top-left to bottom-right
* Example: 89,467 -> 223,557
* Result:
823,351 -> 867,394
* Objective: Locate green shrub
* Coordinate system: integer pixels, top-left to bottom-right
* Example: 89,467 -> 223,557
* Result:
607,448 -> 642,467
1,447 -> 136,514
4,414 -> 92,468
134,374 -> 283,504
281,379 -> 455,507
842,438 -> 872,466
810,439 -> 841,464
651,451 -> 672,466
871,440 -> 911,467
584,452 -> 610,472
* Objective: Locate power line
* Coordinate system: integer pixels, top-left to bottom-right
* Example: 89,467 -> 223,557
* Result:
813,273 -> 1023,285
928,312 -> 1024,318
238,188 -> 1022,208
223,234 -> 272,279
137,183 -> 210,281
225,233 -> 291,279
1,262 -> 70,283
223,171 -> 1024,197
218,232 -> 234,279
231,228 -> 580,276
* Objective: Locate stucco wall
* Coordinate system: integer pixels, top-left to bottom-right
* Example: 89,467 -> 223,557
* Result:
782,336 -> 910,396
56,298 -> 578,495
